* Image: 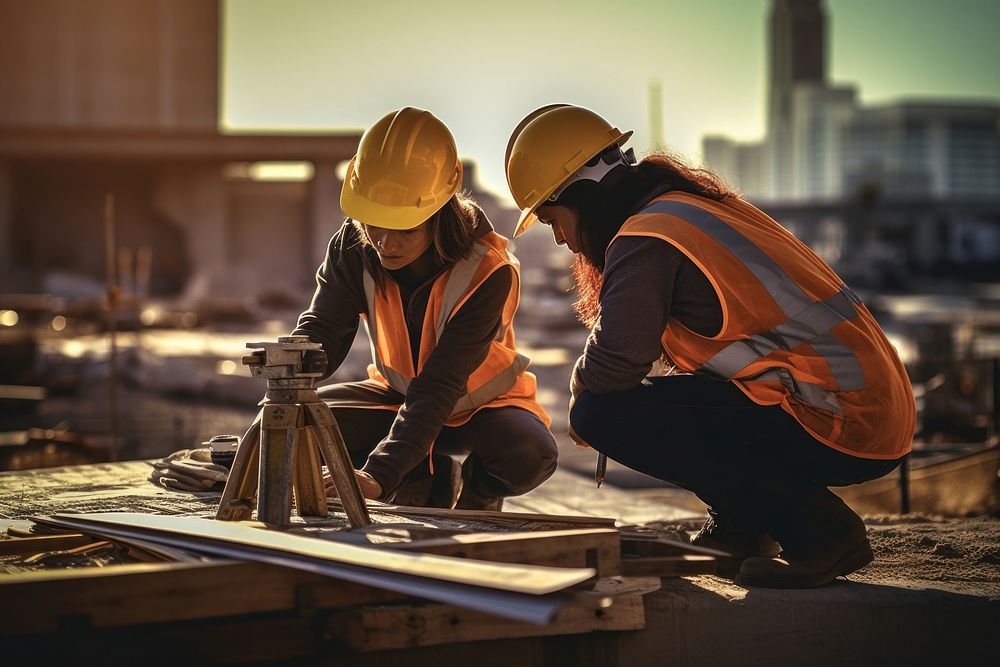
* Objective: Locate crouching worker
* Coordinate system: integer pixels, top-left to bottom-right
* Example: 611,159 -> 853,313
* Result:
505,104 -> 914,587
294,107 -> 556,511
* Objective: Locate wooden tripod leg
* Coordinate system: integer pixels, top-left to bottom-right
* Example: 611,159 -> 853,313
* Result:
216,418 -> 261,521
257,404 -> 297,528
304,402 -> 371,528
293,424 -> 328,518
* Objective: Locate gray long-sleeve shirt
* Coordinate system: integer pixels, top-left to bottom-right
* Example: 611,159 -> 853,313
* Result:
293,214 -> 512,494
572,235 -> 723,395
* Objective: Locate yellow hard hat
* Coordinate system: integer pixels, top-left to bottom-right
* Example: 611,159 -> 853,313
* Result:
341,107 -> 463,230
505,104 -> 633,237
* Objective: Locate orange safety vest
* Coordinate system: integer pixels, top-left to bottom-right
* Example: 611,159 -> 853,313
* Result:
615,192 -> 914,460
360,230 -> 550,429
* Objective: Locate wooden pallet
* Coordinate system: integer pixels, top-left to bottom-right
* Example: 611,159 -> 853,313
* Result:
0,461 -> 717,659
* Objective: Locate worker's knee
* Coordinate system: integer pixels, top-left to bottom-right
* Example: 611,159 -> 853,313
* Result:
464,414 -> 558,496
500,428 -> 558,494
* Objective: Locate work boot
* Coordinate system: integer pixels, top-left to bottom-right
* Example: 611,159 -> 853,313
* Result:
454,454 -> 505,511
690,511 -> 781,574
455,491 -> 504,512
387,453 -> 462,508
735,494 -> 873,589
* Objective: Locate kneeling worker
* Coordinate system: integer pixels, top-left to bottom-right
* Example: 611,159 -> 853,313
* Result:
505,103 -> 914,587
294,107 -> 557,511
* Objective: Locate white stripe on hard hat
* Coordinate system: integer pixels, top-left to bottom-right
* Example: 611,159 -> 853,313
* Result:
546,146 -> 637,203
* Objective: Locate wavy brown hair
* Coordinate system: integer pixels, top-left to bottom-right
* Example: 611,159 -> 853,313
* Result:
556,152 -> 738,327
355,191 -> 481,289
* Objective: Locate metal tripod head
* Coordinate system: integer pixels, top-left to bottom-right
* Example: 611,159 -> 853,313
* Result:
243,335 -> 327,400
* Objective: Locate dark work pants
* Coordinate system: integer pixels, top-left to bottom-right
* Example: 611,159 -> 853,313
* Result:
318,390 -> 558,501
570,375 -> 903,547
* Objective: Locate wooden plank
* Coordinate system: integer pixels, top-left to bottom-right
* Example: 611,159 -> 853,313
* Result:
38,513 -> 595,624
386,528 -> 622,578
326,593 -> 647,651
0,560 -> 406,636
0,556 -> 653,640
5,613 -> 335,666
590,575 -> 662,596
3,602 -> 627,665
0,533 -> 96,556
620,555 -> 716,577
621,533 -> 728,558
44,513 -> 595,596
332,499 -> 617,528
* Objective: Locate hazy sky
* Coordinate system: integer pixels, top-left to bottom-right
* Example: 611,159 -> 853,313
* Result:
223,0 -> 1000,200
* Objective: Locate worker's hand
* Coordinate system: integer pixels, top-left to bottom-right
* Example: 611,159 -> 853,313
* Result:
325,469 -> 382,500
568,423 -> 591,449
353,470 -> 382,499
147,448 -> 229,492
566,391 -> 591,448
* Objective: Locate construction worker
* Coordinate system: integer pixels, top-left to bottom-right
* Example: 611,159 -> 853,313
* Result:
505,104 -> 915,588
294,107 -> 556,510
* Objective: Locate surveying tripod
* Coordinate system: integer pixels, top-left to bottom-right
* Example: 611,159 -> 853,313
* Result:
215,336 -> 371,529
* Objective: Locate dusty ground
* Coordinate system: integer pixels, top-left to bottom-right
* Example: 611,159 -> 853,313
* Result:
859,514 -> 1000,597
509,460 -> 1000,599
635,514 -> 1000,598
628,514 -> 1000,598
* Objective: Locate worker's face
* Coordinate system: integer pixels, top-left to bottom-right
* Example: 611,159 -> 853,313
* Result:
536,205 -> 581,253
363,222 -> 433,270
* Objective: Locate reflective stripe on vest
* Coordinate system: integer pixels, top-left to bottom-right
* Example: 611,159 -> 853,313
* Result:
434,242 -> 489,341
362,246 -> 531,416
639,200 -> 865,413
452,351 -> 531,414
361,271 -> 413,393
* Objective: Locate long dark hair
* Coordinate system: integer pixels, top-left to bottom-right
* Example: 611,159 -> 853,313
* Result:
355,191 -> 480,289
558,152 -> 738,327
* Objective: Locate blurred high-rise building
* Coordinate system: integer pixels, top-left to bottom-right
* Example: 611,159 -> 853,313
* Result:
702,136 -> 768,199
703,0 -> 1000,205
790,83 -> 857,200
841,102 -> 1000,200
767,0 -> 828,201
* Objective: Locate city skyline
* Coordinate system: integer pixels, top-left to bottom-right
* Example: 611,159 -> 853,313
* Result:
223,0 -> 1000,200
